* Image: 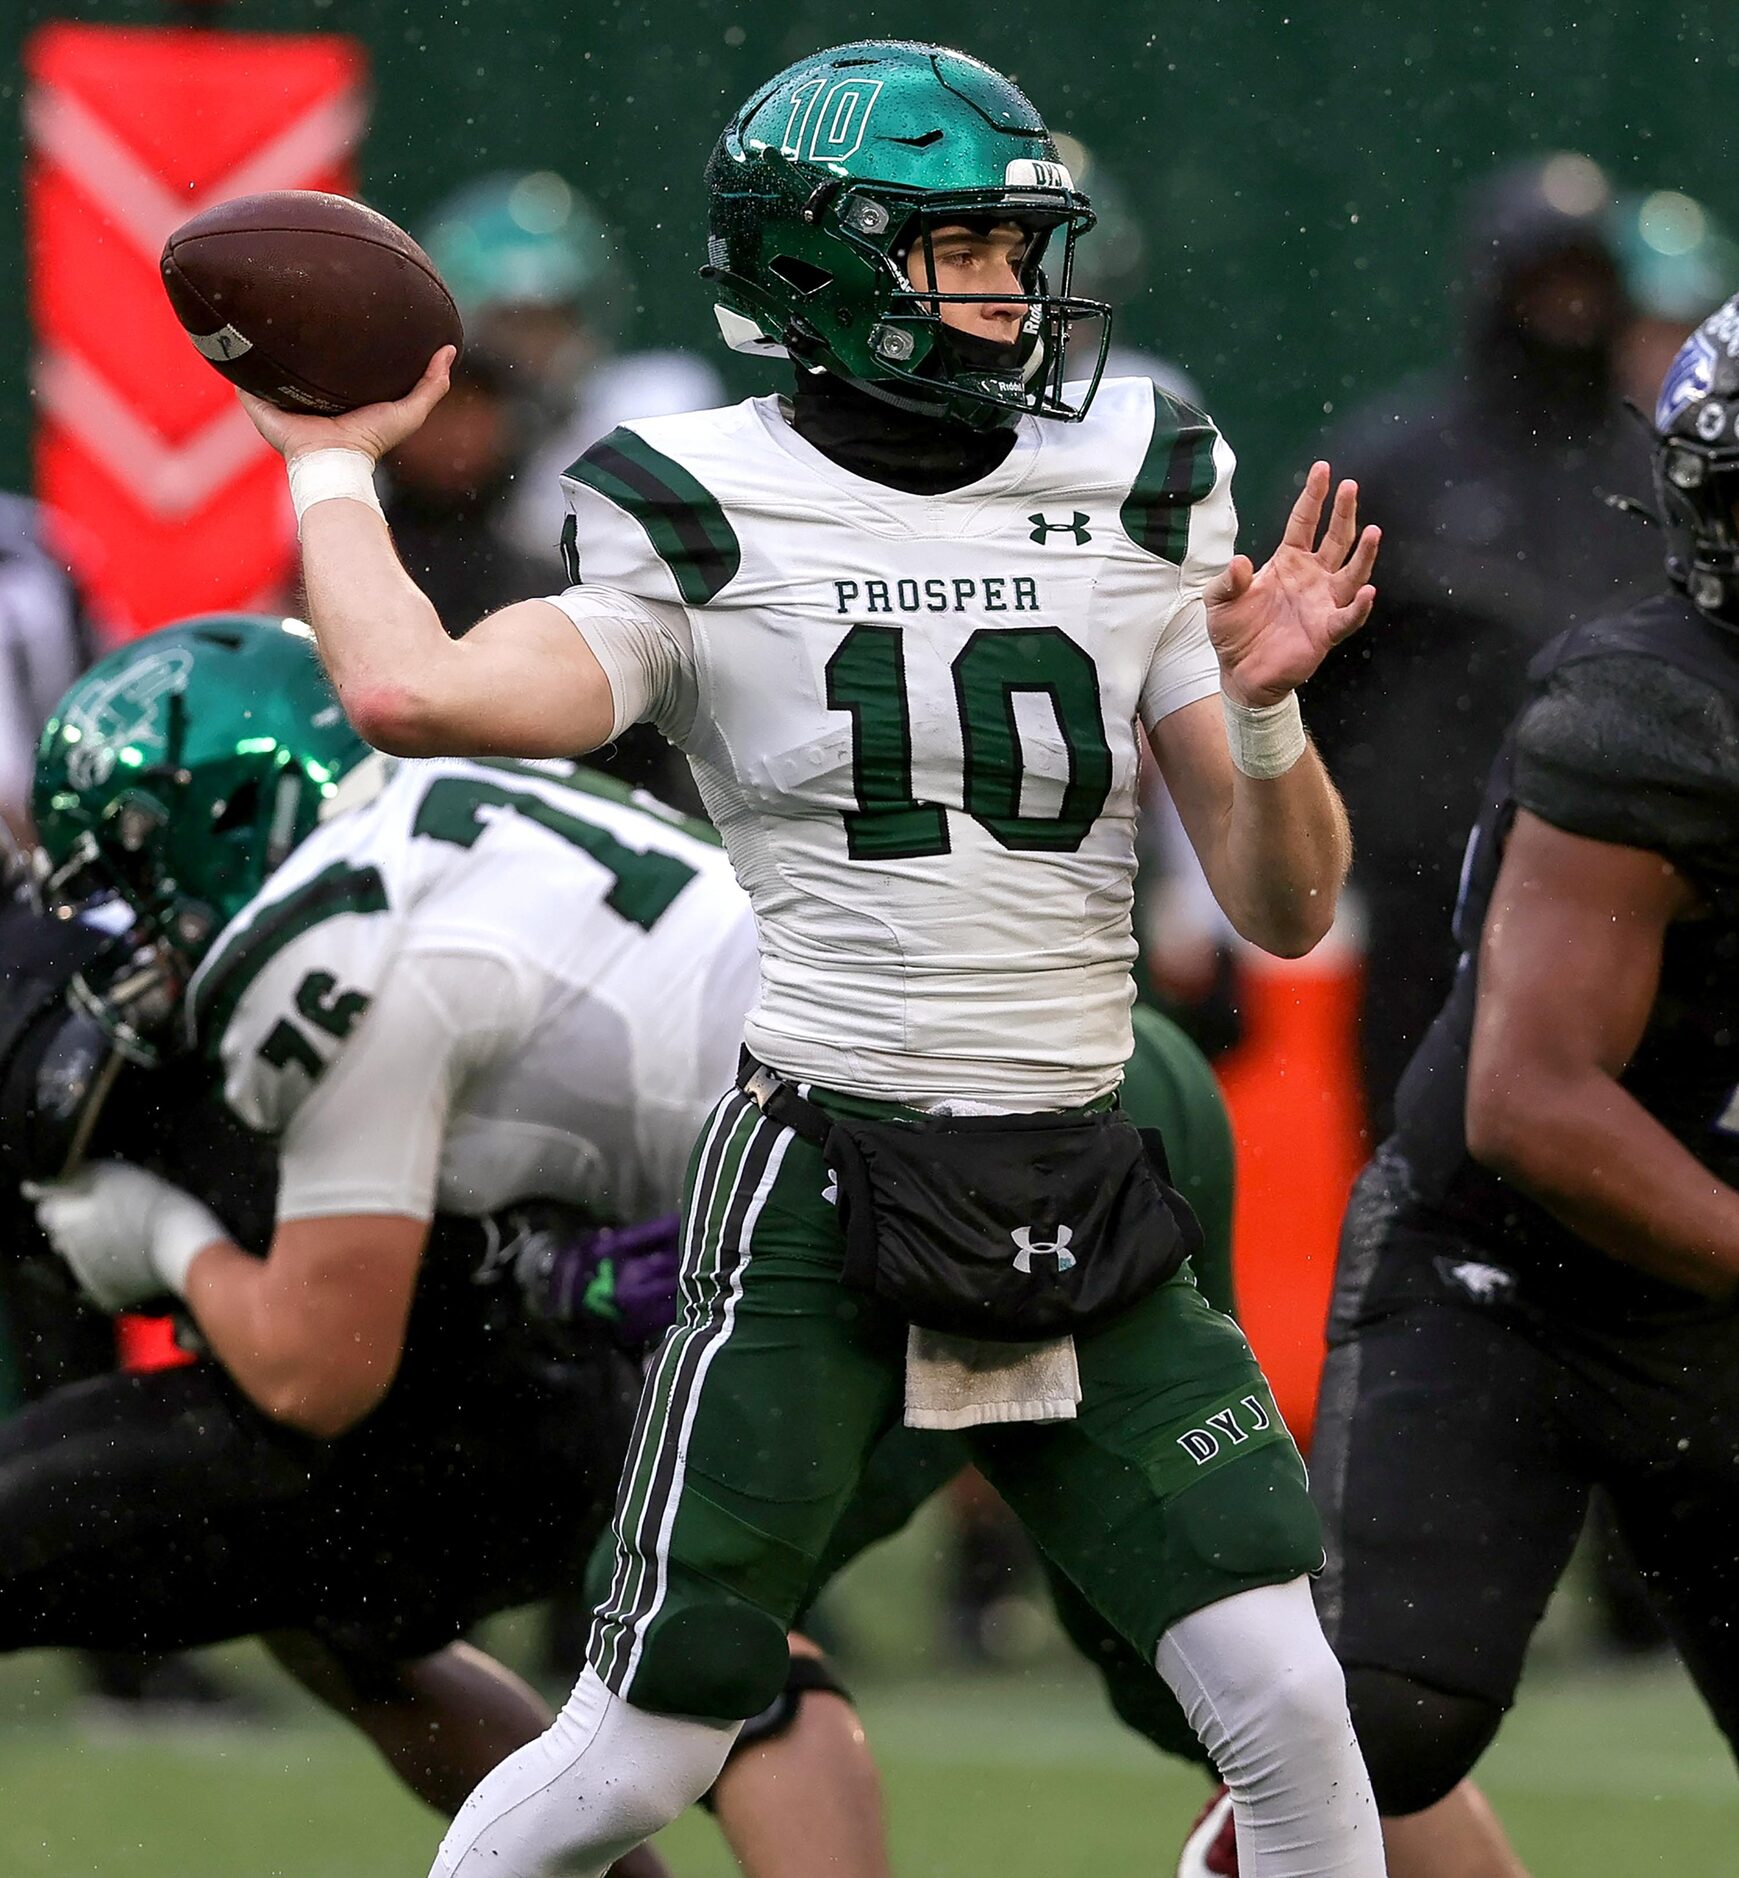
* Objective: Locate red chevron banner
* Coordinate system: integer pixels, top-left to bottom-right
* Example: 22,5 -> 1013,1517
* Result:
25,24 -> 368,630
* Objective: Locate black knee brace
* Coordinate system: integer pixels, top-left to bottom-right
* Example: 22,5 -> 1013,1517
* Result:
1344,1664 -> 1504,1816
702,1651 -> 854,1809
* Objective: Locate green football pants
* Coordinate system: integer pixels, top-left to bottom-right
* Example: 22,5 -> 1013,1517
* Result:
587,1039 -> 1316,1722
804,1003 -> 1239,1766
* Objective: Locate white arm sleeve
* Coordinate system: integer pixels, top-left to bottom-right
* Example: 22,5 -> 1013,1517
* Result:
274,949 -> 528,1222
1139,431 -> 1238,731
542,585 -> 696,744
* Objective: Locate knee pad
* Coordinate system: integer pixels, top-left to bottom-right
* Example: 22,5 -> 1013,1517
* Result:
624,1564 -> 792,1722
1344,1665 -> 1503,1816
731,1650 -> 853,1753
701,1649 -> 854,1808
736,1652 -> 852,1750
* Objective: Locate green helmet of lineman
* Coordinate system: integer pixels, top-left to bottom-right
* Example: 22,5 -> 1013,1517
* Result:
32,616 -> 373,1014
703,39 -> 1110,431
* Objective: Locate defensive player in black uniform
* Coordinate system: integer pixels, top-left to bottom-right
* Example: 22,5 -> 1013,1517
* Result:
1311,293 -> 1739,1876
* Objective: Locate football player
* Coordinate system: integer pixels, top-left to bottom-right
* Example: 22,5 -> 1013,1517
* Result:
1302,295 -> 1739,1876
13,615 -> 870,1878
237,40 -> 1384,1877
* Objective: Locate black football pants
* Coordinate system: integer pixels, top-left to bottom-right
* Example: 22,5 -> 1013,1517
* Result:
1316,1150 -> 1739,1765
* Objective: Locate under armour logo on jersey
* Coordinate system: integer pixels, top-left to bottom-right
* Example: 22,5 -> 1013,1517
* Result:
1010,1224 -> 1076,1274
1029,511 -> 1092,545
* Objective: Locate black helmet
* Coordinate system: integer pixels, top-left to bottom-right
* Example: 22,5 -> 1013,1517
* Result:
1653,293 -> 1739,627
0,898 -> 126,1187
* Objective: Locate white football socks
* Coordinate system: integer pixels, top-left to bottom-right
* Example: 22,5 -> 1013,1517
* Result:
1158,1577 -> 1385,1876
430,1666 -> 740,1877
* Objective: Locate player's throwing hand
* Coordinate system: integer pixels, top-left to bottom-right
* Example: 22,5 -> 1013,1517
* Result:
236,345 -> 456,466
1205,461 -> 1380,707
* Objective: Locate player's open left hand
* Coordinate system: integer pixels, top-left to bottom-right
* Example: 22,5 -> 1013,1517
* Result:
1205,462 -> 1379,708
235,345 -> 456,467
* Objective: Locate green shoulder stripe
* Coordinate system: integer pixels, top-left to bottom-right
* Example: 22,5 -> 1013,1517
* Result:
1119,386 -> 1220,567
566,427 -> 741,606
192,861 -> 389,1049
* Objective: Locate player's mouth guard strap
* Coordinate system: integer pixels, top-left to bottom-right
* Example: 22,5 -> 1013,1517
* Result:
1221,688 -> 1307,779
287,448 -> 385,533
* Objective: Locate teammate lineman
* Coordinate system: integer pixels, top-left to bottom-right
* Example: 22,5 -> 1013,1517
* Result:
238,41 -> 1384,1877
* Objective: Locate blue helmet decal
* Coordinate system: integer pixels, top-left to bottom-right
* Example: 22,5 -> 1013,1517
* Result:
1656,327 -> 1716,432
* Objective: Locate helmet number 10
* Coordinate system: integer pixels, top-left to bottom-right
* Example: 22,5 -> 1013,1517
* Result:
825,622 -> 1112,860
779,76 -> 884,165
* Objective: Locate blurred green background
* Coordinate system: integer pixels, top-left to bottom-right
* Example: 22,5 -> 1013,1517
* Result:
1,0 -> 1736,516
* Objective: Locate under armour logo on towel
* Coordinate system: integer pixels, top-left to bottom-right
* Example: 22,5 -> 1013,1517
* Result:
1010,1224 -> 1076,1274
1028,511 -> 1092,545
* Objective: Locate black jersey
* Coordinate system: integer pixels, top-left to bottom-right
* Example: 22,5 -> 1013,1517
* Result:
1389,590 -> 1739,1312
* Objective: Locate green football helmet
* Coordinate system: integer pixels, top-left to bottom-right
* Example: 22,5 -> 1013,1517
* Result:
418,170 -> 630,335
31,615 -> 374,1059
703,39 -> 1110,430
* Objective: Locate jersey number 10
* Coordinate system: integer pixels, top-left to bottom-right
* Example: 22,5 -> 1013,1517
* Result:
826,623 -> 1113,860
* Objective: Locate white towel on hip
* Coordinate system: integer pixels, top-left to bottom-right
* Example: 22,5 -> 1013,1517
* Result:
903,1326 -> 1081,1430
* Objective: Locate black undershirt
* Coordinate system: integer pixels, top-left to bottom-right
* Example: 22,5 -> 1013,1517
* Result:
788,367 -> 1015,495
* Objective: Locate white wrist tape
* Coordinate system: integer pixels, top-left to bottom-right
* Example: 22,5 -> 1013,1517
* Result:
149,1189 -> 228,1298
1222,689 -> 1307,779
287,448 -> 384,532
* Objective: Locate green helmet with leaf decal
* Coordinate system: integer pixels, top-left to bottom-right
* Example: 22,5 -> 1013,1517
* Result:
703,40 -> 1109,431
31,616 -> 374,1058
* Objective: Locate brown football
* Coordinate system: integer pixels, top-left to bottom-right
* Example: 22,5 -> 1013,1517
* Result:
161,190 -> 464,414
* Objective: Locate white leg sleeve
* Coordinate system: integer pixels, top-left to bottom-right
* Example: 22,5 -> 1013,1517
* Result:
430,1667 -> 740,1878
1157,1577 -> 1385,1878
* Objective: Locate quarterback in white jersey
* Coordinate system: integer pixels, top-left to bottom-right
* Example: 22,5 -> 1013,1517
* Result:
548,376 -> 1229,1105
239,37 -> 1387,1878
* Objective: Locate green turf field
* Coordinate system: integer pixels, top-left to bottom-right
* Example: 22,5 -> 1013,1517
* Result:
0,1646 -> 1731,1875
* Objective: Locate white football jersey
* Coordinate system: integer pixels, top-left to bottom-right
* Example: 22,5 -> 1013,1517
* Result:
549,377 -> 1234,1106
185,756 -> 759,1225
